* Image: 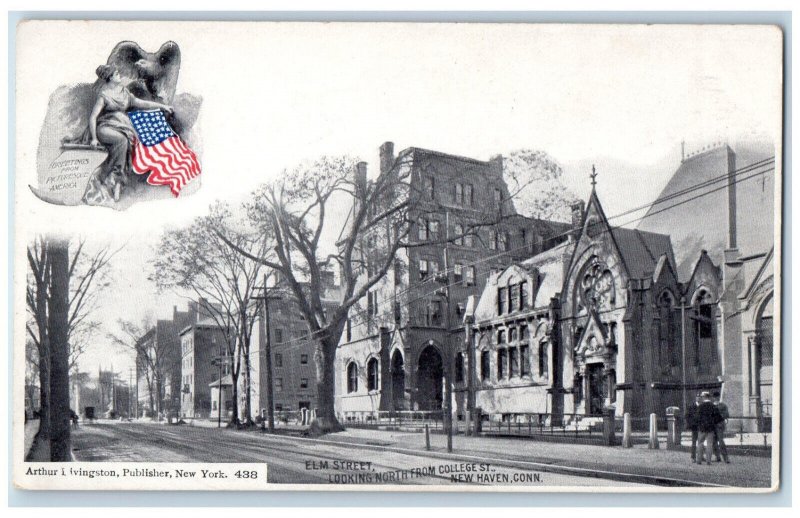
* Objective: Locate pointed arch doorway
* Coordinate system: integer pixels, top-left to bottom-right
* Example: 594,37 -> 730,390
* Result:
391,350 -> 406,411
417,345 -> 444,411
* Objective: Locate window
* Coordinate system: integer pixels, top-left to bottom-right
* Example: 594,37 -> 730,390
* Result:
520,325 -> 529,341
454,353 -> 464,383
499,232 -> 508,252
498,287 -> 507,314
509,347 -> 519,377
465,184 -> 474,206
464,266 -> 476,286
480,351 -> 490,381
520,344 -> 530,376
494,188 -> 502,206
275,378 -> 284,392
509,327 -> 517,342
425,176 -> 435,199
367,358 -> 379,391
275,353 -> 283,367
429,220 -> 440,240
497,349 -> 508,379
275,328 -> 283,343
426,300 -> 444,327
509,283 -> 520,311
346,318 -> 352,342
347,362 -> 358,393
367,290 -> 379,317
489,230 -> 497,250
464,231 -> 474,248
418,218 -> 429,241
300,378 -> 309,389
538,341 -> 549,378
454,263 -> 463,282
300,354 -> 308,365
455,183 -> 464,204
497,329 -> 506,344
454,223 -> 464,246
519,281 -> 528,309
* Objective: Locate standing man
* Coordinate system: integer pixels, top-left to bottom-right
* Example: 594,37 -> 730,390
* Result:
696,391 -> 723,465
712,391 -> 731,463
685,393 -> 702,462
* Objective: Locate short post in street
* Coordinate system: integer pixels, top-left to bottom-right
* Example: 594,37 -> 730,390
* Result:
648,412 -> 660,449
621,412 -> 633,448
425,424 -> 431,451
602,407 -> 617,446
666,406 -> 681,450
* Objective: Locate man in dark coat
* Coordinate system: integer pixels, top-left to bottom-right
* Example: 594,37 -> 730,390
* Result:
684,393 -> 702,462
713,391 -> 731,463
696,391 -> 724,465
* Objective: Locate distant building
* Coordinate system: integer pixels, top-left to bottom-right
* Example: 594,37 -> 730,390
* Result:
136,303 -> 198,418
179,316 -> 229,419
254,272 -> 341,415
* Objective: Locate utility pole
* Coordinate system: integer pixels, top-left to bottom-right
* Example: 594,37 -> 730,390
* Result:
254,274 -> 276,433
436,211 -> 454,453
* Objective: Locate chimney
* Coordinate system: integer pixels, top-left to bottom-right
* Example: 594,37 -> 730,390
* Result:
489,154 -> 504,177
571,200 -> 586,230
355,162 -> 368,196
379,141 -> 395,174
725,145 -> 737,249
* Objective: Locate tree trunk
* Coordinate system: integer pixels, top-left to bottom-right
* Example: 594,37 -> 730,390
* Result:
241,321 -> 253,425
309,336 -> 344,436
48,238 -> 71,462
37,349 -> 50,439
228,349 -> 240,427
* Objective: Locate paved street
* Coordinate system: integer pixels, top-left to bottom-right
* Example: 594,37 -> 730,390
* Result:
68,420 -> 773,488
71,420 -> 648,487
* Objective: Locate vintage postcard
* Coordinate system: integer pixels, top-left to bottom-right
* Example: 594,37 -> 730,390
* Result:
12,20 -> 783,492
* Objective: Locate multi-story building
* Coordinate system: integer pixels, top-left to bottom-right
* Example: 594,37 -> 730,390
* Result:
136,303 -> 198,418
335,142 -> 571,416
179,315 -> 229,419
253,272 -> 341,416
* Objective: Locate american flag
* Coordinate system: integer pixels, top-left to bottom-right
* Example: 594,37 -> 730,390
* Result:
127,109 -> 201,197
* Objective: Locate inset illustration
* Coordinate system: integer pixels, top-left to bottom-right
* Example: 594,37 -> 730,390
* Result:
32,41 -> 202,209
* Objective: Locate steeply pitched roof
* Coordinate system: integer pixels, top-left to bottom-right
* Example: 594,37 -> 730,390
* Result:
610,227 -> 676,279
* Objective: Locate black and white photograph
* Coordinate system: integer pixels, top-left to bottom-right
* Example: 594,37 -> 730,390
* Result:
12,19 -> 783,493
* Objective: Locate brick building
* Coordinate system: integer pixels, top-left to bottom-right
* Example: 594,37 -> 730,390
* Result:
334,142 -> 571,417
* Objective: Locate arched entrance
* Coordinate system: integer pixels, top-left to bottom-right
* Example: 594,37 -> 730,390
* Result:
391,350 -> 405,411
416,346 -> 444,411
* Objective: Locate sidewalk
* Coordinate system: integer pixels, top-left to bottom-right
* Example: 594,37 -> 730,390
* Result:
24,419 -> 50,462
309,427 -> 773,488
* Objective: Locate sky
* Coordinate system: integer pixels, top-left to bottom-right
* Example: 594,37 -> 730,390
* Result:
14,22 -> 783,379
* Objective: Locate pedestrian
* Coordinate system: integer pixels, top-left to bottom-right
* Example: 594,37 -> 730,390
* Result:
712,391 -> 731,463
685,393 -> 702,462
696,391 -> 723,465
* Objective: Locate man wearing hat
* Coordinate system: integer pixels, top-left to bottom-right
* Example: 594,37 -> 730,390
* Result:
684,393 -> 703,462
713,391 -> 730,463
695,391 -> 724,465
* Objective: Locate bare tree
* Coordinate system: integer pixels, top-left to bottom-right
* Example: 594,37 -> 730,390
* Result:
502,149 -> 578,222
220,149 -> 570,434
26,236 -> 114,442
152,202 -> 272,426
109,317 -> 161,418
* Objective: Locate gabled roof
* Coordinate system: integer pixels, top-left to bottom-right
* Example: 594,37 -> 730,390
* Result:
610,227 -> 676,279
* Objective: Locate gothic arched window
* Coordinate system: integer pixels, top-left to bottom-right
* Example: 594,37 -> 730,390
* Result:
658,291 -> 677,371
454,353 -> 465,383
